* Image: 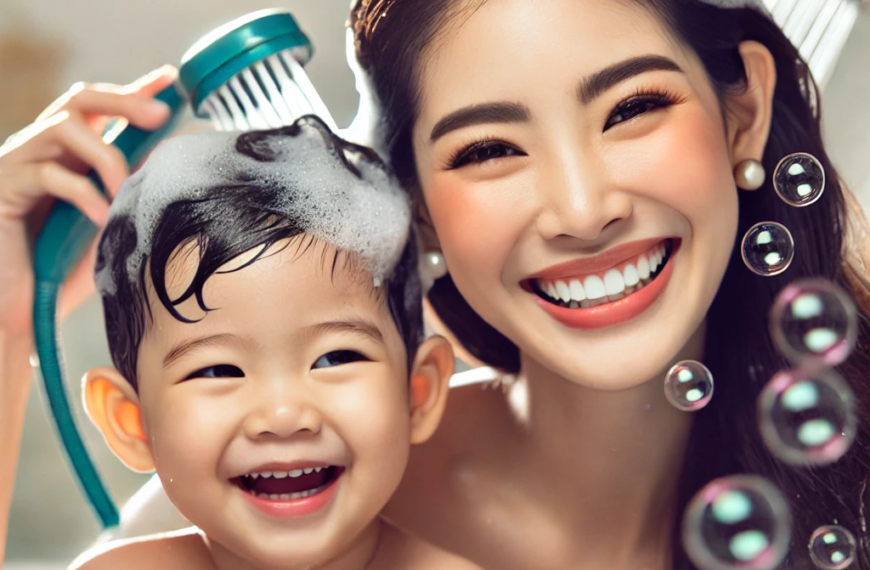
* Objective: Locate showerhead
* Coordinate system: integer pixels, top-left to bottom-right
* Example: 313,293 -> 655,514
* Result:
179,9 -> 337,132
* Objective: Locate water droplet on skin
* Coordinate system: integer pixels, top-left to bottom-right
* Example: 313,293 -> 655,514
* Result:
742,222 -> 795,276
664,361 -> 714,412
808,525 -> 856,570
683,475 -> 791,570
758,369 -> 856,466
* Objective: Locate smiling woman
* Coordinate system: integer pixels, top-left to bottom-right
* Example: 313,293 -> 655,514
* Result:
350,0 -> 870,568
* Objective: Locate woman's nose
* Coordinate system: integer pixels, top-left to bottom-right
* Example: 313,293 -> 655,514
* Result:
535,149 -> 633,243
242,379 -> 322,440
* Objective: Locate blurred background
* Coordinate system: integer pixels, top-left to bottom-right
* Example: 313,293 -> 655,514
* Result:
1,0 -> 868,568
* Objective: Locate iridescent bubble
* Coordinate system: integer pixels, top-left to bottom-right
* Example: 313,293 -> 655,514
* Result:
683,475 -> 791,570
808,525 -> 856,570
742,222 -> 795,277
774,153 -> 826,207
664,361 -> 714,411
770,279 -> 857,369
758,369 -> 856,466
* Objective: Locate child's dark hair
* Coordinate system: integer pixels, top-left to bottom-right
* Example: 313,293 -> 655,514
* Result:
96,119 -> 423,389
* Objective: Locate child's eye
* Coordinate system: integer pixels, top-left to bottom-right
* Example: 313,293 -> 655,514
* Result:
312,350 -> 369,369
447,140 -> 526,169
604,89 -> 680,131
184,364 -> 244,380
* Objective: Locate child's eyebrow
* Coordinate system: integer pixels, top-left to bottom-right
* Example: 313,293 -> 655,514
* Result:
306,319 -> 384,345
163,333 -> 247,369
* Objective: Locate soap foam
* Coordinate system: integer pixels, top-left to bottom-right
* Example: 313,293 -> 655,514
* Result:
96,120 -> 410,296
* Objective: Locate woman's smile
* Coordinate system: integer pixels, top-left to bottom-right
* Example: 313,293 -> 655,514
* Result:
526,238 -> 679,329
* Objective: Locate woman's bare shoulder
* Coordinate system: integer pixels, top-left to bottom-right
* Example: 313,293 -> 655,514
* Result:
70,528 -> 212,570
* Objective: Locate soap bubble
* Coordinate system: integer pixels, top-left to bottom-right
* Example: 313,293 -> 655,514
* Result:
770,279 -> 857,370
758,369 -> 856,466
742,222 -> 795,277
683,475 -> 791,570
774,153 -> 826,207
808,525 -> 857,570
664,361 -> 714,411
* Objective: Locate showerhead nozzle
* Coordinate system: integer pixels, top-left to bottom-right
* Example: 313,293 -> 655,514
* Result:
179,9 -> 337,132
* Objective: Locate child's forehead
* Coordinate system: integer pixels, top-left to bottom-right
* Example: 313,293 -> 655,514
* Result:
146,235 -> 392,324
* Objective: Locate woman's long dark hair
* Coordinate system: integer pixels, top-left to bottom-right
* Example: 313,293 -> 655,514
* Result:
352,0 -> 870,567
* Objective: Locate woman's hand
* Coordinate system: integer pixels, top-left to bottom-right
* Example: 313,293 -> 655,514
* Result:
0,65 -> 178,338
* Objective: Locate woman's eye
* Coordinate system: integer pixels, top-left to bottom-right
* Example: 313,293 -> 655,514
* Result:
312,350 -> 368,369
604,95 -> 674,131
184,364 -> 244,380
448,141 -> 525,169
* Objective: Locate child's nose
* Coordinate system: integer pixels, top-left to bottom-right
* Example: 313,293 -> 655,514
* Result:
242,383 -> 323,439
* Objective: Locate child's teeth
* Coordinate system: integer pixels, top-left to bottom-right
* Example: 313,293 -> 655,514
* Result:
603,269 -> 625,296
269,494 -> 279,500
303,468 -> 314,475
273,471 -> 288,479
261,471 -> 272,478
556,281 -> 572,303
314,467 -> 323,473
637,255 -> 651,280
289,469 -> 304,478
546,282 -> 558,300
623,263 -> 639,287
279,493 -> 292,500
569,279 -> 586,302
250,473 -> 260,479
583,275 -> 606,300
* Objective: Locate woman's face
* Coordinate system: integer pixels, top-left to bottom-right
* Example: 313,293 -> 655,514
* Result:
412,0 -> 740,389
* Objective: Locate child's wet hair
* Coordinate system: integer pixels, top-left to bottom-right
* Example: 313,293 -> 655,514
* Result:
96,121 -> 423,389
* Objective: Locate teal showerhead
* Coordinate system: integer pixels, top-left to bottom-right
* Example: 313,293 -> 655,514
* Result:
179,9 -> 337,132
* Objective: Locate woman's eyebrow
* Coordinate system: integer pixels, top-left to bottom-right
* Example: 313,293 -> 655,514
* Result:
430,102 -> 530,142
578,55 -> 684,105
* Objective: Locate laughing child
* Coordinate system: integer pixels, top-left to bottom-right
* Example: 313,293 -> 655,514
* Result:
70,116 -> 479,570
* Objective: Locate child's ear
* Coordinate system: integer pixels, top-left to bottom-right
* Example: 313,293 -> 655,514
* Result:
83,367 -> 154,472
408,335 -> 454,444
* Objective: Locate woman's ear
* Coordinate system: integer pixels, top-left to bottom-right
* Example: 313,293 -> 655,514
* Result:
408,335 -> 455,444
725,40 -> 777,165
83,367 -> 154,472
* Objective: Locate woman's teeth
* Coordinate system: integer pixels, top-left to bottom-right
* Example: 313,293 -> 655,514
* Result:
535,240 -> 672,309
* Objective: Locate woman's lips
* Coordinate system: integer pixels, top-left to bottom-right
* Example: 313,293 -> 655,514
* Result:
532,239 -> 678,329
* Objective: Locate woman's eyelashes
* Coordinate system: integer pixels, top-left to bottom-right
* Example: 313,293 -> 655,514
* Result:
444,88 -> 681,169
446,138 -> 526,169
312,350 -> 370,369
183,364 -> 244,381
604,88 -> 681,131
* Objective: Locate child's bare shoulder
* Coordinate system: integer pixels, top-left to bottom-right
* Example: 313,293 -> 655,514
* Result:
70,528 -> 213,570
379,521 -> 482,570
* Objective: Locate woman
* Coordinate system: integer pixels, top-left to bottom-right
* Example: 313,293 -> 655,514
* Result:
0,2 -> 868,569
347,0 -> 870,568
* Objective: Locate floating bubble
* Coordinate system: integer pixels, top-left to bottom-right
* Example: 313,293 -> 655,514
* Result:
808,525 -> 857,570
683,475 -> 791,570
758,369 -> 856,466
770,279 -> 857,369
664,361 -> 714,411
742,222 -> 795,277
774,153 -> 826,207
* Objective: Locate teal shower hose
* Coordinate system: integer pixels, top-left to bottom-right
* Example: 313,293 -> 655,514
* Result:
32,82 -> 186,528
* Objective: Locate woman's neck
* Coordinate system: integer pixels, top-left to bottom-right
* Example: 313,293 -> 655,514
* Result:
507,326 -> 705,568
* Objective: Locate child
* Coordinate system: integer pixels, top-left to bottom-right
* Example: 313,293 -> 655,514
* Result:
71,116 -> 479,570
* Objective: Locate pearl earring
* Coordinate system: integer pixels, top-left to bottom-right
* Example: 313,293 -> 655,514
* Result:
734,158 -> 766,191
423,250 -> 448,281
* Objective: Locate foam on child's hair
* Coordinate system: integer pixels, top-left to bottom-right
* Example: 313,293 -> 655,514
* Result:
95,119 -> 410,296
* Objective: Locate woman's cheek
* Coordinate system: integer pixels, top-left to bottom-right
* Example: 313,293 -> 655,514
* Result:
425,174 -> 529,279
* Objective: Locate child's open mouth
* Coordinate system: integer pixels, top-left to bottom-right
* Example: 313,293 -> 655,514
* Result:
234,465 -> 343,501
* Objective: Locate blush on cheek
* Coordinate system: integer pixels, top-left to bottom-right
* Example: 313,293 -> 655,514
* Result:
425,178 -> 521,276
612,108 -> 735,217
